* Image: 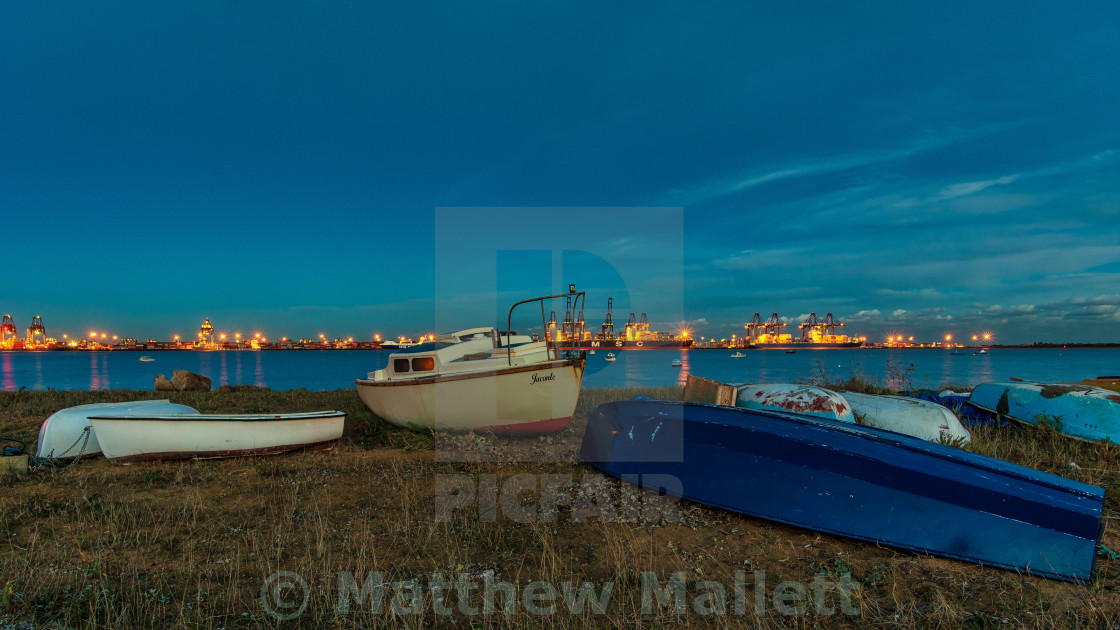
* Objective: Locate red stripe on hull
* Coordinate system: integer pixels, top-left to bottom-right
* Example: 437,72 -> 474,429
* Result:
486,416 -> 572,434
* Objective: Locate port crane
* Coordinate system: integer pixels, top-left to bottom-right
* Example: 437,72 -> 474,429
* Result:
744,313 -> 764,343
27,315 -> 46,345
761,313 -> 787,340
562,295 -> 585,340
638,312 -> 651,337
798,313 -> 820,341
1,314 -> 17,348
821,313 -> 845,337
547,310 -> 558,341
599,298 -> 615,339
624,312 -> 637,340
799,312 -> 846,341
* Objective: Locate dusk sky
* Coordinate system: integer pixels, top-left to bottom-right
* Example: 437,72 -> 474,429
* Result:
2,3 -> 1118,344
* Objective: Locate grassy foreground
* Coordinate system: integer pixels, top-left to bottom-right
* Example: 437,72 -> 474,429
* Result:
0,386 -> 1115,629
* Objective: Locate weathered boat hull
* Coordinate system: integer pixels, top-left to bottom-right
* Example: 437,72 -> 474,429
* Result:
733,383 -> 854,421
89,411 -> 346,461
906,390 -> 1006,426
355,359 -> 584,433
1071,377 -> 1120,394
580,398 -> 1103,582
35,400 -> 199,459
842,392 -> 972,443
969,382 -> 1120,442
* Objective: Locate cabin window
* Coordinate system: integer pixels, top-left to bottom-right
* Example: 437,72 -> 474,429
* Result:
412,357 -> 435,371
394,358 -> 410,373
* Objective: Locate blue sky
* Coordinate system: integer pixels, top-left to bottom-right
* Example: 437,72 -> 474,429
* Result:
2,2 -> 1118,344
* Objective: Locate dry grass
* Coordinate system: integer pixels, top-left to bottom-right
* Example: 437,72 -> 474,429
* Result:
0,386 -> 1116,628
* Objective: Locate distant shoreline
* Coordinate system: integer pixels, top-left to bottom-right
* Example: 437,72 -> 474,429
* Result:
3,343 -> 1120,353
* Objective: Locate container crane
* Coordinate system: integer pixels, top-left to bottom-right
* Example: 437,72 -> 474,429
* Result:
600,297 -> 614,339
0,314 -> 16,348
761,313 -> 787,341
27,315 -> 46,346
744,313 -> 764,343
821,313 -> 846,338
798,313 -> 821,341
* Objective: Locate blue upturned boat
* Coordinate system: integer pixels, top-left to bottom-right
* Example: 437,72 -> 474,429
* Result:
969,381 -> 1120,442
580,398 -> 1104,583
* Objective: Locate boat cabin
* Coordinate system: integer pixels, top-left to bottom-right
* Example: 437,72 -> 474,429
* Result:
369,327 -> 551,381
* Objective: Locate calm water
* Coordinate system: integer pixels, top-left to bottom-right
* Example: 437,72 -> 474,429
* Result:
1,348 -> 1118,392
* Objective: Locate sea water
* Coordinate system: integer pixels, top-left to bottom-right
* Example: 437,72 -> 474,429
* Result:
1,348 -> 1117,392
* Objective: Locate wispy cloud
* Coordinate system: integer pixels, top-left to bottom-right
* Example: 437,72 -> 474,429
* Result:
934,174 -> 1020,200
661,126 -> 1016,209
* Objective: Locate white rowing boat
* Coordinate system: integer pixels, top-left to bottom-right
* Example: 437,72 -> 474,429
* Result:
89,411 -> 346,460
35,399 -> 199,459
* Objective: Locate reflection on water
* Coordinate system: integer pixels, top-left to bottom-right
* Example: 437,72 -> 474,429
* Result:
0,347 -> 1117,392
88,351 -> 111,390
675,350 -> 690,387
254,351 -> 266,387
1,353 -> 14,391
623,352 -> 642,386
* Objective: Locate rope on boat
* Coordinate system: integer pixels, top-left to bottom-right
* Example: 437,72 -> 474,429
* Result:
0,426 -> 93,471
36,426 -> 91,469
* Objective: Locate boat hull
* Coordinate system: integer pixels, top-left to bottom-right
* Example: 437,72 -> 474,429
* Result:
734,383 -> 854,422
842,392 -> 972,444
89,411 -> 346,461
1070,377 -> 1120,394
355,359 -> 584,433
35,400 -> 199,459
969,382 -> 1120,442
580,398 -> 1104,582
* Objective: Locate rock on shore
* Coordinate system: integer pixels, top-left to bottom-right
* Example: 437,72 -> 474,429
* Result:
154,370 -> 212,392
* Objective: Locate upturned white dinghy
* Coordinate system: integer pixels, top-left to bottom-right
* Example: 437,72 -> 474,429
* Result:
841,392 -> 971,444
733,383 -> 854,422
89,411 -> 346,461
356,287 -> 587,433
683,376 -> 969,444
35,399 -> 199,459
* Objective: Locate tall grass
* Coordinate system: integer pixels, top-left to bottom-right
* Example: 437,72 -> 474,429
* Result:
0,387 -> 1116,628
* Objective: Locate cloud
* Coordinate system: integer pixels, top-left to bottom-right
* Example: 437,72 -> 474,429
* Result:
934,174 -> 1020,200
712,247 -> 809,271
846,309 -> 882,322
675,318 -> 709,334
661,129 -> 990,208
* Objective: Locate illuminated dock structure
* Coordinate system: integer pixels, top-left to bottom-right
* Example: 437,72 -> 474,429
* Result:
27,315 -> 46,345
199,318 -> 215,347
0,314 -> 17,349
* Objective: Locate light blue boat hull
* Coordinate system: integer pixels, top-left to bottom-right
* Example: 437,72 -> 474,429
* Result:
969,382 -> 1120,442
580,398 -> 1104,583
